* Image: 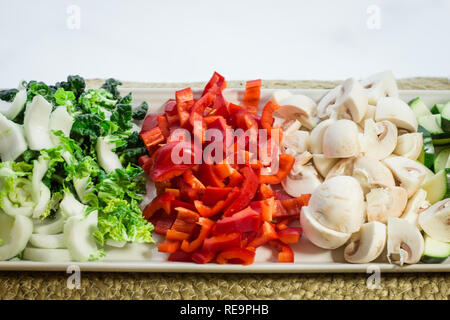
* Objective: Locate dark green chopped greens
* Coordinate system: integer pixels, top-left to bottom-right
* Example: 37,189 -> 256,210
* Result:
0,75 -> 153,249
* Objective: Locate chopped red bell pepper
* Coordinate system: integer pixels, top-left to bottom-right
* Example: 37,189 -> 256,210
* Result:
142,192 -> 175,220
279,194 -> 310,217
259,154 -> 295,185
166,229 -> 191,241
138,155 -> 150,166
192,251 -> 216,264
181,218 -> 214,253
216,248 -> 255,265
212,206 -> 261,235
170,200 -> 196,213
176,88 -> 195,127
140,127 -> 164,152
198,164 -> 225,188
248,221 -> 278,248
277,227 -> 302,244
168,250 -> 192,262
158,239 -> 181,253
164,99 -> 178,115
200,186 -> 232,206
269,240 -> 294,263
141,113 -> 163,133
171,207 -> 200,235
275,217 -> 297,231
223,167 -> 259,216
261,101 -> 279,132
259,184 -> 274,199
149,141 -> 198,182
243,79 -> 261,114
202,232 -> 241,253
157,115 -> 170,138
183,169 -> 206,193
202,71 -> 227,96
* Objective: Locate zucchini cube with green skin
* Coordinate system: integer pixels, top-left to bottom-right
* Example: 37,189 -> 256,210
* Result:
421,234 -> 450,264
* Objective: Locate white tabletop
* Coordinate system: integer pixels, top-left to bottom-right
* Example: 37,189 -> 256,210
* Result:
0,0 -> 449,88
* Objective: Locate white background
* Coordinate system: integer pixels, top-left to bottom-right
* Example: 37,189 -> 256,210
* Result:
0,0 -> 449,87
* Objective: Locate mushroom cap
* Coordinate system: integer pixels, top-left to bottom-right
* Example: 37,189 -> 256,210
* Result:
418,198 -> 450,242
394,132 -> 423,161
322,119 -> 360,158
312,154 -> 339,178
382,156 -> 428,198
387,217 -> 424,265
401,188 -> 430,228
361,105 -> 376,127
375,97 -> 418,132
300,206 -> 351,250
363,119 -> 398,160
274,94 -> 318,130
310,118 -> 335,154
366,186 -> 408,224
308,176 -> 365,233
281,130 -> 310,156
317,85 -> 343,119
344,221 -> 387,264
352,156 -> 395,194
360,71 -> 399,105
282,164 -> 323,197
334,77 -> 368,123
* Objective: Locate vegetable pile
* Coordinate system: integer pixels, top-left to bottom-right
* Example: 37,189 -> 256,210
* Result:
139,72 -> 309,265
0,76 -> 153,262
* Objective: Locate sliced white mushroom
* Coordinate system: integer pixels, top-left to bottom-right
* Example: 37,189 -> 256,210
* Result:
325,158 -> 355,180
282,164 -> 322,197
0,113 -> 27,161
333,78 -> 368,122
363,119 -> 397,160
281,130 -> 310,156
394,133 -> 423,161
0,89 -> 27,120
387,217 -> 424,265
308,176 -> 365,234
310,118 -> 335,154
49,106 -> 73,145
360,71 -> 399,105
96,136 -> 123,173
23,95 -> 54,150
352,156 -> 395,194
375,97 -> 418,132
344,222 -> 387,264
270,90 -> 292,105
300,206 -> 351,249
29,233 -> 66,249
322,119 -> 360,158
317,85 -> 342,119
401,189 -> 430,228
64,210 -> 98,262
361,105 -> 376,127
0,212 -> 33,261
382,156 -> 428,198
312,154 -> 338,178
418,198 -> 450,242
366,186 -> 408,224
273,94 -> 318,130
23,247 -> 72,262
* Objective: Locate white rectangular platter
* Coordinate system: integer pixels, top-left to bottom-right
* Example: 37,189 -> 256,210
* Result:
0,87 -> 449,273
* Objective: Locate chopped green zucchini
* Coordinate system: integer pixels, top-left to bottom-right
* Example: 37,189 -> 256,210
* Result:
418,126 -> 435,169
441,104 -> 450,132
431,103 -> 445,115
409,97 -> 432,118
418,115 -> 443,135
421,234 -> 450,264
434,148 -> 450,173
431,132 -> 450,146
421,168 -> 450,204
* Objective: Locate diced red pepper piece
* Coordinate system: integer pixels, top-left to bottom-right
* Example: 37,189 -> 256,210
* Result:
183,169 -> 206,193
149,141 -> 198,182
171,207 -> 200,234
259,154 -> 295,184
212,207 -> 260,235
141,113 -> 163,133
166,229 -> 191,241
181,218 -> 215,253
243,79 -> 261,114
198,164 -> 225,188
279,194 -> 310,217
164,99 -> 177,115
143,192 -> 175,220
189,92 -> 214,142
158,239 -> 181,253
192,251 -> 216,264
275,217 -> 297,231
140,127 -> 164,152
200,186 -> 232,206
157,115 -> 170,138
259,184 -> 274,199
202,71 -> 227,96
277,227 -> 302,244
170,200 -> 196,213
216,248 -> 255,265
223,167 -> 259,216
194,200 -> 226,217
176,88 -> 195,127
150,211 -> 177,235
269,240 -> 294,263
248,221 -> 278,248
261,101 -> 279,132
168,250 -> 192,262
202,233 -> 241,253
138,155 -> 150,166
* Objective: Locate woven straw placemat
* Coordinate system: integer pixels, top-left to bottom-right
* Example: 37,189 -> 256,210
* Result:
0,78 -> 448,300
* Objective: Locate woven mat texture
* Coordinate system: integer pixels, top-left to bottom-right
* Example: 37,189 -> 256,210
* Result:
0,77 -> 449,300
